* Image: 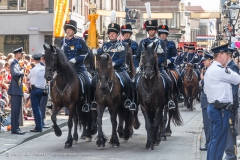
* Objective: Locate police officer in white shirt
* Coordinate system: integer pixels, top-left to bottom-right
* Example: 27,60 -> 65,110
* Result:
27,53 -> 46,132
204,44 -> 240,160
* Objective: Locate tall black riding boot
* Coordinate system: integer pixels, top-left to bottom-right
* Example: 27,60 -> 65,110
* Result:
124,81 -> 132,108
91,76 -> 97,110
129,88 -> 137,111
177,79 -> 184,102
167,88 -> 176,110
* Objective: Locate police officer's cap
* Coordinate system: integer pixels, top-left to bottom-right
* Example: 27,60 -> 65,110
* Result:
188,44 -> 195,50
158,25 -> 169,35
177,47 -> 183,52
184,44 -> 189,49
200,52 -> 213,64
107,23 -> 120,34
121,24 -> 132,35
227,48 -> 236,54
211,44 -> 229,54
197,47 -> 203,52
64,20 -> 77,34
144,20 -> 158,31
13,47 -> 23,54
32,53 -> 42,60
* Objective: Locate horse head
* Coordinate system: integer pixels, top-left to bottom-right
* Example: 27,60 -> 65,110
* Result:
185,63 -> 194,81
141,42 -> 158,79
43,44 -> 57,81
96,53 -> 113,91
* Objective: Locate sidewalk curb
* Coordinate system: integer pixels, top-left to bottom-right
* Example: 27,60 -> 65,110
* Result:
0,119 -> 68,155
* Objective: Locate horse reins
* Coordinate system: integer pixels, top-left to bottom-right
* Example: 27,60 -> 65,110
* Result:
142,63 -> 155,79
140,77 -> 160,98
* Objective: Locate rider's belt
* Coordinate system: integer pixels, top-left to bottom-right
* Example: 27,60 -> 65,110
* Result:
210,100 -> 232,110
31,85 -> 44,90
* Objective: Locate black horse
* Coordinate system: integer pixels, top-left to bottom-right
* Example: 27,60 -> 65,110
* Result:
95,53 -> 133,149
43,44 -> 92,148
137,42 -> 166,150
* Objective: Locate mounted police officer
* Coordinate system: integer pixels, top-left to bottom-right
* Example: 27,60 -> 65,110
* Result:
134,20 -> 158,69
96,20 -> 137,111
199,52 -> 213,151
157,25 -> 184,102
61,20 -> 92,112
175,47 -> 183,66
183,43 -> 189,59
224,47 -> 239,160
204,44 -> 240,160
181,44 -> 200,81
121,24 -> 138,56
27,53 -> 46,132
8,47 -> 25,135
197,47 -> 204,62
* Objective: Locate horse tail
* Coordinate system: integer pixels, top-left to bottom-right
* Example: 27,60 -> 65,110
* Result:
170,107 -> 183,126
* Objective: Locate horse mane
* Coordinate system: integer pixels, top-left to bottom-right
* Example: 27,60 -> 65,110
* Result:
98,53 -> 114,81
126,41 -> 135,78
55,47 -> 77,80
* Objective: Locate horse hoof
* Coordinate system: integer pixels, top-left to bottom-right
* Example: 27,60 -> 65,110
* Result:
145,147 -> 153,150
80,136 -> 86,140
64,143 -> 71,149
161,137 -> 167,141
98,144 -> 105,150
165,132 -> 172,136
73,140 -> 77,145
113,144 -> 119,148
86,137 -> 92,142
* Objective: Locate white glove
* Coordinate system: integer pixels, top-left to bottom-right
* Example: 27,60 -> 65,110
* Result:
92,49 -> 97,56
167,59 -> 171,65
112,62 -> 115,66
136,67 -> 140,73
69,58 -> 76,64
180,64 -> 184,67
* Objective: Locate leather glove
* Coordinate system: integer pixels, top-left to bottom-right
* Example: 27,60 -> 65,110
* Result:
167,59 -> 171,65
69,58 -> 76,64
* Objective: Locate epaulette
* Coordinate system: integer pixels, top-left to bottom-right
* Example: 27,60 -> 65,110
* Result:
217,65 -> 224,68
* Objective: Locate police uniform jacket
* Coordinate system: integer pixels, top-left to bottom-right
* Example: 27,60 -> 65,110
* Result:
123,39 -> 138,56
184,52 -> 199,64
61,37 -> 88,73
227,60 -> 239,109
175,52 -> 184,66
8,59 -> 24,96
156,39 -> 177,67
97,40 -> 126,71
134,37 -> 158,68
204,61 -> 240,103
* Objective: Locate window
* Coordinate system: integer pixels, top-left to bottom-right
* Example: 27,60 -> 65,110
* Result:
0,0 -> 26,10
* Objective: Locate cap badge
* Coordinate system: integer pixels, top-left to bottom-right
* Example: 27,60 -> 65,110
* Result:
162,25 -> 165,29
149,21 -> 152,25
123,25 -> 126,29
111,23 -> 114,27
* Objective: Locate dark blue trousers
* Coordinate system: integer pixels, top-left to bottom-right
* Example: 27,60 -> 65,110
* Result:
207,104 -> 230,160
224,109 -> 238,160
200,93 -> 211,147
30,88 -> 43,130
40,95 -> 48,126
10,95 -> 22,133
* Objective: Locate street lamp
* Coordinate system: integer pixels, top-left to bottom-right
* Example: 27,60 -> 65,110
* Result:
229,1 -> 240,36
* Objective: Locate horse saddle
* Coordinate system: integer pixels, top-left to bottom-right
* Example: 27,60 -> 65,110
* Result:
77,72 -> 92,94
159,73 -> 167,91
169,70 -> 178,87
133,72 -> 142,89
115,72 -> 125,88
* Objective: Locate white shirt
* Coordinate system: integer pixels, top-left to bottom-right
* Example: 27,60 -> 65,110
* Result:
28,63 -> 45,89
204,61 -> 240,103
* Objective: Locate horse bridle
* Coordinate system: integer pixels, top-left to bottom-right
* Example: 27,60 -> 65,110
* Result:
185,68 -> 193,81
142,62 -> 155,79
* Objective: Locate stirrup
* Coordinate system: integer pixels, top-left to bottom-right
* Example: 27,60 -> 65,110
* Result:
178,94 -> 184,101
124,99 -> 131,108
129,102 -> 137,111
91,101 -> 97,110
168,100 -> 176,110
82,103 -> 90,112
